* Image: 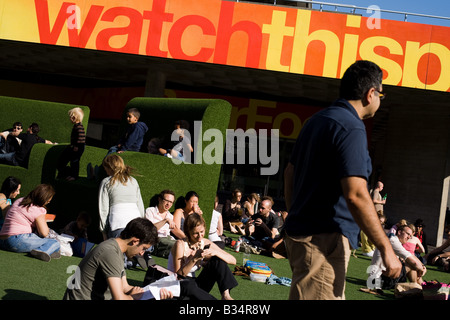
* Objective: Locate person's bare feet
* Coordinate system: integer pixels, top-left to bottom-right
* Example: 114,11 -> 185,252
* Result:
221,289 -> 234,300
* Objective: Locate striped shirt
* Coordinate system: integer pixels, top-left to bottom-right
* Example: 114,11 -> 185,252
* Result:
71,122 -> 86,146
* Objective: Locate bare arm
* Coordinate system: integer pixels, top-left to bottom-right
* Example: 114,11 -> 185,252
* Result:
152,219 -> 169,231
216,213 -> 223,236
107,276 -> 147,300
172,240 -> 202,277
0,193 -> 11,217
203,239 -> 236,265
170,225 -> 185,240
35,214 -> 50,238
425,238 -> 450,258
405,255 -> 427,283
341,176 -> 402,278
172,209 -> 187,239
372,190 -> 386,205
108,277 -> 133,300
412,237 -> 425,254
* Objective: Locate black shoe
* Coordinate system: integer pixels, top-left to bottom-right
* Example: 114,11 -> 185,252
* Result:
30,250 -> 51,262
50,250 -> 61,259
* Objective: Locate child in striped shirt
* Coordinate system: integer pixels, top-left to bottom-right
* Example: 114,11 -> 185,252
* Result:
57,107 -> 86,181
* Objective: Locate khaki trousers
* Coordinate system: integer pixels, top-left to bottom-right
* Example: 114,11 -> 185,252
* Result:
284,232 -> 351,300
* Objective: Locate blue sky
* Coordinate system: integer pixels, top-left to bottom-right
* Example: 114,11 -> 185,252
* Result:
307,0 -> 450,27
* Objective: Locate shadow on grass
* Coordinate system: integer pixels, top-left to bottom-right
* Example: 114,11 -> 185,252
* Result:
346,276 -> 395,300
2,289 -> 49,300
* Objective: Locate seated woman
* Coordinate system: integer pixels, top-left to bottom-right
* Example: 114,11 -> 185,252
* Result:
99,154 -> 145,240
223,189 -> 243,225
0,184 -> 60,262
242,193 -> 260,218
168,213 -> 238,300
172,191 -> 203,239
0,176 -> 22,228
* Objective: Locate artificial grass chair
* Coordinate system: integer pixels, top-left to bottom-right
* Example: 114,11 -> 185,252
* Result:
0,95 -> 90,196
48,98 -> 232,243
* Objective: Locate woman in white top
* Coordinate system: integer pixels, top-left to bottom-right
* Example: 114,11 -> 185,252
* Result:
98,154 -> 144,240
208,195 -> 224,244
168,213 -> 237,300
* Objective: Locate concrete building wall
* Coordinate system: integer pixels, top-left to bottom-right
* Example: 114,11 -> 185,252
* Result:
374,95 -> 450,247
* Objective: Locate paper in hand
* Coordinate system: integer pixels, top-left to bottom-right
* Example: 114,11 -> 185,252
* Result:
139,274 -> 180,300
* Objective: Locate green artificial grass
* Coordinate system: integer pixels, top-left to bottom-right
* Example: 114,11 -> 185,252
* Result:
1,231 -> 449,301
1,97 -> 233,245
0,95 -> 90,197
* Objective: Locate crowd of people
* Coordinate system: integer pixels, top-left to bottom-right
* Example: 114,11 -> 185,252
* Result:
1,60 -> 450,301
0,105 -> 243,300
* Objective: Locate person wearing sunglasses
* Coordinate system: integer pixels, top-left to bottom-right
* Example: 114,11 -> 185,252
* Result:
284,60 -> 401,300
0,122 -> 22,154
368,224 -> 427,290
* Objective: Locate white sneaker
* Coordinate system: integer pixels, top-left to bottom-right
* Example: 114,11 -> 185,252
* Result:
362,251 -> 374,257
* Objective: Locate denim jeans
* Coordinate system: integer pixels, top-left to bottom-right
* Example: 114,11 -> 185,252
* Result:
0,152 -> 17,165
106,145 -> 120,156
0,233 -> 60,255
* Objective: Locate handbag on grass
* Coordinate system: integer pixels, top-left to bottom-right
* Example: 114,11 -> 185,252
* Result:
394,282 -> 423,299
422,280 -> 449,300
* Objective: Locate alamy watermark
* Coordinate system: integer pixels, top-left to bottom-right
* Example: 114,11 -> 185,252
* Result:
366,264 -> 383,289
366,5 -> 382,30
169,121 -> 280,176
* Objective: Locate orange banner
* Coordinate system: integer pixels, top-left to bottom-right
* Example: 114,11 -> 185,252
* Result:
1,0 -> 449,91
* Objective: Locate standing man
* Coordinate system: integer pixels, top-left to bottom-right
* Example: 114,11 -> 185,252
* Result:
371,181 -> 386,212
283,60 -> 401,300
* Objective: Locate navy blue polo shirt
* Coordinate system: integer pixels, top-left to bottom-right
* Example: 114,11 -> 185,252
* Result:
284,99 -> 372,249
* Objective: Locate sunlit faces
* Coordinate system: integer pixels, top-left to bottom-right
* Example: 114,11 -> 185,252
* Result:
189,224 -> 206,244
10,184 -> 21,198
397,227 -> 413,244
160,193 -> 175,211
186,196 -> 199,212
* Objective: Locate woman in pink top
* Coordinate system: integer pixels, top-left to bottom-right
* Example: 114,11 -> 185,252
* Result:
0,184 -> 60,262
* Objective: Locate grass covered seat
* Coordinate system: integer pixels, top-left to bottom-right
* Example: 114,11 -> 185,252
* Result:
48,98 -> 232,243
0,95 -> 90,196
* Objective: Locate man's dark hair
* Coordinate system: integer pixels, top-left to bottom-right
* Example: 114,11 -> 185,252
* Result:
29,123 -> 40,134
12,122 -> 22,129
339,60 -> 383,101
120,218 -> 158,246
159,189 -> 175,200
127,107 -> 140,119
